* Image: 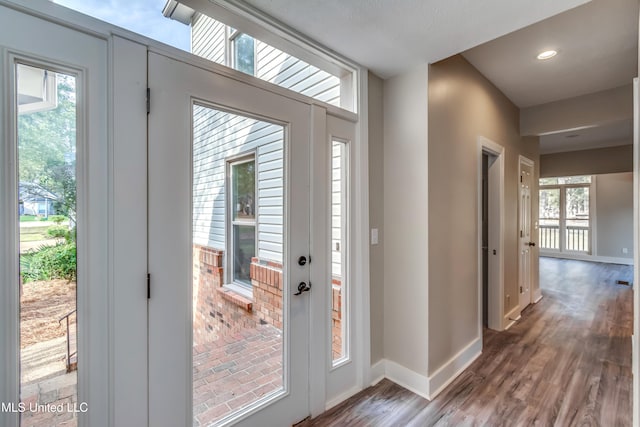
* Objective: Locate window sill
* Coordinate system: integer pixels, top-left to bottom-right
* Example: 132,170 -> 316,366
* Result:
217,284 -> 253,312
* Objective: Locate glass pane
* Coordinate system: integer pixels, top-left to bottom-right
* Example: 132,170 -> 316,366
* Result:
331,141 -> 348,364
233,224 -> 255,284
539,177 -> 558,185
192,104 -> 285,425
54,2 -> 350,110
232,160 -> 255,221
559,175 -> 591,185
539,188 -> 560,250
234,33 -> 255,75
17,64 -> 78,426
565,186 -> 590,252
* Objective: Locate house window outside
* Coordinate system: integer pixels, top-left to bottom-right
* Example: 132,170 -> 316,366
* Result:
230,30 -> 256,76
229,156 -> 256,287
539,176 -> 592,253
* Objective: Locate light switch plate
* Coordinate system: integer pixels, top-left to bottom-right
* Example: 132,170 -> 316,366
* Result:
371,228 -> 379,245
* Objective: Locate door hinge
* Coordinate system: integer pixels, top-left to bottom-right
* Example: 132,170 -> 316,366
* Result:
147,273 -> 151,299
146,88 -> 151,114
520,175 -> 523,183
520,286 -> 523,293
520,230 -> 523,237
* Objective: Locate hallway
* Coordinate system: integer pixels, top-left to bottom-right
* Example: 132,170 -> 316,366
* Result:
305,258 -> 633,426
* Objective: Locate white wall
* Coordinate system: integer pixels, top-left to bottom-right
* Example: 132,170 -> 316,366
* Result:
368,72 -> 385,365
382,64 -> 429,379
596,173 -> 634,259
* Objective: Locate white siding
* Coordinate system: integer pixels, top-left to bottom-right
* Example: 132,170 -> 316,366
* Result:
192,104 -> 284,263
331,142 -> 346,279
191,13 -> 226,65
191,13 -> 340,107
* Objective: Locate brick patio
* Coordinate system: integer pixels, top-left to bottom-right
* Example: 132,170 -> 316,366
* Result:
192,323 -> 283,426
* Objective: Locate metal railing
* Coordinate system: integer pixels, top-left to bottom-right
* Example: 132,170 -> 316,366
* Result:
539,224 -> 589,252
58,308 -> 77,373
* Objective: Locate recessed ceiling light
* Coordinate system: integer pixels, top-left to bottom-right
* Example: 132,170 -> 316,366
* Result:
537,50 -> 557,60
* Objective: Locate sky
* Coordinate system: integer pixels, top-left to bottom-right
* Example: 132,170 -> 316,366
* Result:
52,0 -> 191,51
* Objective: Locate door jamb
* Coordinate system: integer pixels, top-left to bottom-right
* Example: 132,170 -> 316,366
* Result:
477,136 -> 505,336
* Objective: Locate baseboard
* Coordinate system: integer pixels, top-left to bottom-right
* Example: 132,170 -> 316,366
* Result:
325,385 -> 361,411
504,305 -> 521,330
533,290 -> 543,303
426,337 -> 482,400
384,359 -> 430,400
369,359 -> 385,386
541,252 -> 633,266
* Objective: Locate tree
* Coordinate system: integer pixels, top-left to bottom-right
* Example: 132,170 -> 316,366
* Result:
18,73 -> 77,224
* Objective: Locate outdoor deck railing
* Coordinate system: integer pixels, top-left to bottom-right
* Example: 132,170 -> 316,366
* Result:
539,224 -> 589,252
58,308 -> 77,373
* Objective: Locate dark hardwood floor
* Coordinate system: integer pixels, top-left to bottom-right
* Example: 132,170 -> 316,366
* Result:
304,257 -> 633,426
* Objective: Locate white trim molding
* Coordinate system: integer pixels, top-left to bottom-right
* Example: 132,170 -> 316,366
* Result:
541,252 -> 633,266
385,360 -> 431,400
477,136 -> 505,333
504,306 -> 522,330
369,337 -> 482,403
427,337 -> 482,400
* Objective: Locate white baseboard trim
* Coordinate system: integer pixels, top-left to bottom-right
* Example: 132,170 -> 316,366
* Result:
325,385 -> 361,411
369,359 -> 385,386
384,359 -> 430,400
426,337 -> 482,400
541,252 -> 633,266
504,305 -> 521,330
533,290 -> 543,303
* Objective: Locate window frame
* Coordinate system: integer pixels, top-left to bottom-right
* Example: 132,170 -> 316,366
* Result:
225,151 -> 258,295
539,176 -> 594,254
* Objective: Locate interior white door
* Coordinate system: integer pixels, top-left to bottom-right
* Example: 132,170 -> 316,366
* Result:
148,51 -> 311,427
519,159 -> 534,311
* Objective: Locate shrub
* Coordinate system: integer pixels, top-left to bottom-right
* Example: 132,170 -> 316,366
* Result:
20,242 -> 76,283
46,225 -> 69,239
49,215 -> 66,224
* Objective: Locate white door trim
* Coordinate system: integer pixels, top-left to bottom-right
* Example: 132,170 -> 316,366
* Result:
477,136 -> 505,334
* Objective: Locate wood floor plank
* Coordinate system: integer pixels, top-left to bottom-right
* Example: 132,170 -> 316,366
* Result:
303,258 -> 633,426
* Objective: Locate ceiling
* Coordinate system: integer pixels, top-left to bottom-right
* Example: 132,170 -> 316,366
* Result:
241,0 -> 589,79
462,0 -> 639,108
238,0 -> 638,155
539,120 -> 633,154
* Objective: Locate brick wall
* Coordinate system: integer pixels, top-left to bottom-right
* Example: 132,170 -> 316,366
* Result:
193,244 -> 343,354
193,245 -> 283,347
331,278 -> 343,360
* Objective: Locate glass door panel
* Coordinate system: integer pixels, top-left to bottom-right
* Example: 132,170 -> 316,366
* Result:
148,51 -> 311,427
191,104 -> 285,425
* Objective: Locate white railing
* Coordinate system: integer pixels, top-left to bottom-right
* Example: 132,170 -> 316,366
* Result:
539,224 -> 589,252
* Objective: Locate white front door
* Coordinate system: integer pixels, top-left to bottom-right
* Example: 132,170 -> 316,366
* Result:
148,51 -> 311,427
519,158 -> 535,311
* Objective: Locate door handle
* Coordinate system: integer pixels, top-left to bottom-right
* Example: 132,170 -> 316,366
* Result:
294,281 -> 311,295
527,242 -> 536,247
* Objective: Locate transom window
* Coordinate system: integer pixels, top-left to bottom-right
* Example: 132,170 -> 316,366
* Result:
228,155 -> 256,287
230,30 -> 256,76
539,175 -> 592,253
